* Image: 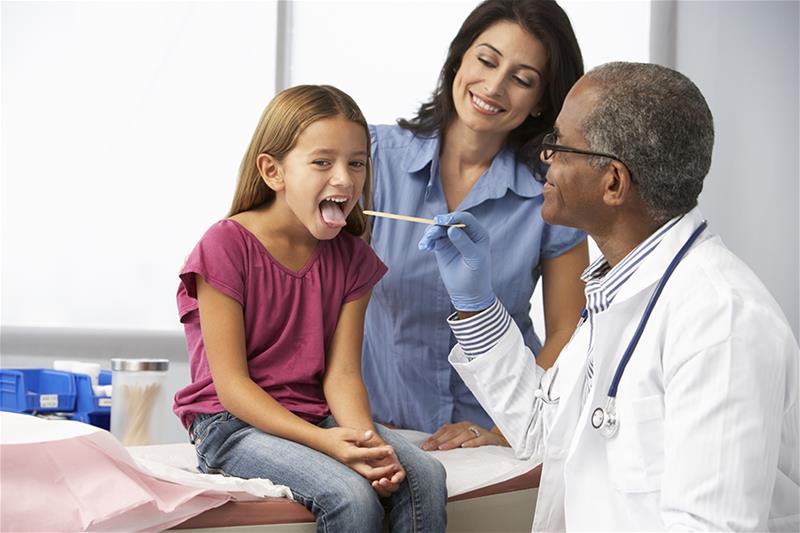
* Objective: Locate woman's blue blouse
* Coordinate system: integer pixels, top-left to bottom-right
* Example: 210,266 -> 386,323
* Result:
362,124 -> 586,433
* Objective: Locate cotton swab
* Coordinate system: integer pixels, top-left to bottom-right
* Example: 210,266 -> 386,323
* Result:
363,210 -> 466,228
121,382 -> 160,446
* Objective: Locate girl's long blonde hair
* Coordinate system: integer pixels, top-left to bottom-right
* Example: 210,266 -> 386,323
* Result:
228,85 -> 371,236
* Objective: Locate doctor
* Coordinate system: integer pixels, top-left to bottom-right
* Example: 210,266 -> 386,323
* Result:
419,62 -> 799,531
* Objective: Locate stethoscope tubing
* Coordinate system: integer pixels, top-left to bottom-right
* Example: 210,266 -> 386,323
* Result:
606,220 -> 708,398
591,220 -> 708,438
533,221 -> 709,420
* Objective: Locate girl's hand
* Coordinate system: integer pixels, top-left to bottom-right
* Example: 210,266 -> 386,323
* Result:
355,430 -> 406,497
421,421 -> 510,450
321,428 -> 402,489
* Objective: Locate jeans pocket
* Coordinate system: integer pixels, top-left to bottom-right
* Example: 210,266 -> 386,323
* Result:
190,412 -> 231,447
193,412 -> 245,474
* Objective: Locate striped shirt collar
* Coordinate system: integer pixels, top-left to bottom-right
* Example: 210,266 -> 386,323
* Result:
581,215 -> 683,314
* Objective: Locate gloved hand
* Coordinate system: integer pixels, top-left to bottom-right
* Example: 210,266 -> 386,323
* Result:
418,211 -> 495,312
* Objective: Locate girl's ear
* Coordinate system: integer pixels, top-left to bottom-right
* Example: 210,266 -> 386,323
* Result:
257,153 -> 284,191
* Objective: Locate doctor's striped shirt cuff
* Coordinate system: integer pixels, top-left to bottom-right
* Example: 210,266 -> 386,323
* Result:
447,298 -> 512,360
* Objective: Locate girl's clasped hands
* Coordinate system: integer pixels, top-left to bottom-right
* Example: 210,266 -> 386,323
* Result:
322,427 -> 406,497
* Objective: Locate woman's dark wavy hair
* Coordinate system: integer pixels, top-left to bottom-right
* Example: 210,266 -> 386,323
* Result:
399,0 -> 583,163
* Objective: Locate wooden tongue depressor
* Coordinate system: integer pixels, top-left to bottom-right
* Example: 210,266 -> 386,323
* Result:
362,210 -> 466,228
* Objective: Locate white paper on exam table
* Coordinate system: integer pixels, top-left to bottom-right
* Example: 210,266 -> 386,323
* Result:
394,429 -> 540,496
126,429 -> 538,498
129,443 -> 293,500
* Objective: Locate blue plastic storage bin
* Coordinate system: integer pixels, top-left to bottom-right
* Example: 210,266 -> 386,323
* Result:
0,369 -> 77,413
70,370 -> 112,429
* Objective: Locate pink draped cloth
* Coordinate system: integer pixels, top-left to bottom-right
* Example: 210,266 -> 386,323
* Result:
0,413 -> 231,532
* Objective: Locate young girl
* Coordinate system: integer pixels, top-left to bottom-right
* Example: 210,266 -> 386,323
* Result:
173,85 -> 447,532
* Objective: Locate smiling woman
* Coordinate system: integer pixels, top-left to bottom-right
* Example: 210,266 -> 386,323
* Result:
451,20 -> 547,143
360,0 -> 590,452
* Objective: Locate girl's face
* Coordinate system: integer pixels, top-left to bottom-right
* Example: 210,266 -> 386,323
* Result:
270,115 -> 368,241
451,20 -> 547,139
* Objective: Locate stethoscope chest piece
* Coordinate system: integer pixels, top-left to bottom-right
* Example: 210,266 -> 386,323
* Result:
591,398 -> 618,439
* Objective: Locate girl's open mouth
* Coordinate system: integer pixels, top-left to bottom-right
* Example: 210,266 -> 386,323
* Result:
319,196 -> 348,228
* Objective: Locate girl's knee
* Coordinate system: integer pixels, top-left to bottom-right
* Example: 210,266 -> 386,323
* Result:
314,475 -> 384,530
423,456 -> 448,497
409,451 -> 447,486
345,484 -> 384,521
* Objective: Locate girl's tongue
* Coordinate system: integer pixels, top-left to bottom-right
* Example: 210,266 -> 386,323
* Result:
320,200 -> 347,228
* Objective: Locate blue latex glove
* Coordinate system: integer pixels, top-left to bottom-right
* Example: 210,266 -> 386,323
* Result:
418,212 -> 495,312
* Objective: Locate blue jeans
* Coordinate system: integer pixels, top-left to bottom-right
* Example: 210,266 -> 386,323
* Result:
190,412 -> 447,533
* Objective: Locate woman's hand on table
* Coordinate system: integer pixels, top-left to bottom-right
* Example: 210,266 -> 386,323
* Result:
421,421 -> 510,450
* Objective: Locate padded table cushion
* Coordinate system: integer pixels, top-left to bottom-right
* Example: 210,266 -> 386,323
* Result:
173,465 -> 541,528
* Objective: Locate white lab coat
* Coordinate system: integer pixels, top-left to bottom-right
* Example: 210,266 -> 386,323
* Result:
450,208 -> 800,531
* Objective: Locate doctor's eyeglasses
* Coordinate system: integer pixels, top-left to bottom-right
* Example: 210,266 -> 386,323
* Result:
537,131 -> 635,183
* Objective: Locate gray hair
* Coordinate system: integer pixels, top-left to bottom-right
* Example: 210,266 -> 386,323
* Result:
582,62 -> 714,223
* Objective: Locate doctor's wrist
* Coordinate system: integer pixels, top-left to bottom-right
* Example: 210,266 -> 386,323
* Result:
451,292 -> 497,313
447,298 -> 511,360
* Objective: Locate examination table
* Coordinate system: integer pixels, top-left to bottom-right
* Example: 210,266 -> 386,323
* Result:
130,429 -> 540,532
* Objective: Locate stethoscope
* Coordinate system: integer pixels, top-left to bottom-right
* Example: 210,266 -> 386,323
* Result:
590,220 -> 707,438
534,221 -> 708,440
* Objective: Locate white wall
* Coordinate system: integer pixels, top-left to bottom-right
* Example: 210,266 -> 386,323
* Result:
666,0 -> 799,338
2,1 -> 278,332
288,1 -> 477,124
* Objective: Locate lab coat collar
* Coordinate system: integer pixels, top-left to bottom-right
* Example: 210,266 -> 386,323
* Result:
610,207 -> 710,305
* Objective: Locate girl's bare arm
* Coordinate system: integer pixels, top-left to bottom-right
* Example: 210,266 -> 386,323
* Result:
323,291 -> 377,432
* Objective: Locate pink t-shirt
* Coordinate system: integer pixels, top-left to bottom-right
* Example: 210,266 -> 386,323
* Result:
173,220 -> 387,429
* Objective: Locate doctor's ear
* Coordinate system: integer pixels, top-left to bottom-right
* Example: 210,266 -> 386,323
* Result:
257,153 -> 284,191
601,160 -> 634,207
